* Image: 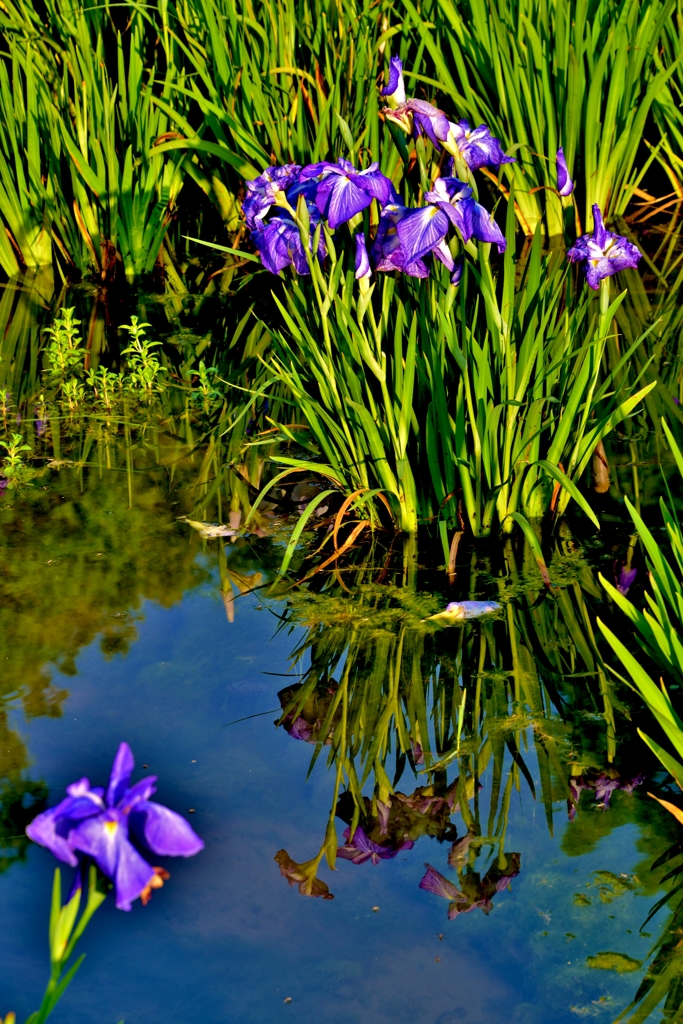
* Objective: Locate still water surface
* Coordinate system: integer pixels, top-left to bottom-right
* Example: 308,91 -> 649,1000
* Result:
0,449 -> 678,1024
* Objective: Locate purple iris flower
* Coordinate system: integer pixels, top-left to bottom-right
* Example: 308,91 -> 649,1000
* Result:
445,120 -> 515,170
0,476 -> 7,492
615,561 -> 638,596
371,204 -> 430,278
380,61 -> 450,148
371,203 -> 464,281
26,742 -> 204,911
385,99 -> 451,149
252,207 -> 326,276
242,164 -> 302,230
425,177 -> 507,253
355,232 -> 371,279
567,205 -> 642,289
337,825 -> 414,865
296,159 -> 395,229
556,147 -> 574,197
396,204 -> 450,261
450,256 -> 464,285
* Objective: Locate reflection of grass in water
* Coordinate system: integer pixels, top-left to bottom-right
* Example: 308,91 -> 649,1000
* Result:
0,454 -> 210,724
285,583 -> 444,634
0,778 -> 47,874
562,788 -> 678,873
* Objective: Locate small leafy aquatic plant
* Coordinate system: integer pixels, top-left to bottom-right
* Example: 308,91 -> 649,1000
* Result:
120,317 -> 166,396
0,433 -> 32,489
42,309 -> 85,383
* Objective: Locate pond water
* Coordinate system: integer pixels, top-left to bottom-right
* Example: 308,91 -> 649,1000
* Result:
0,280 -> 682,1024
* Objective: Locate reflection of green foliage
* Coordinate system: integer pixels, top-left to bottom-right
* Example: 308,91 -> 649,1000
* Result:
587,951 -> 643,973
573,871 -> 640,907
0,445 -> 210,720
561,788 -> 677,869
0,778 -> 47,874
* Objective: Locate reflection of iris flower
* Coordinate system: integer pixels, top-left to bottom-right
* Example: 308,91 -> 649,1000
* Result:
26,742 -> 203,910
337,825 -> 414,865
568,770 -> 645,820
420,853 -> 521,920
275,849 -> 334,899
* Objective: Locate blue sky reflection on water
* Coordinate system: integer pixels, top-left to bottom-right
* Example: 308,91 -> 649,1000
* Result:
0,577 -> 673,1024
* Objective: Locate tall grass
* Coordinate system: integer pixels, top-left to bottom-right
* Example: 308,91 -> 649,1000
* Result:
250,196 -> 655,541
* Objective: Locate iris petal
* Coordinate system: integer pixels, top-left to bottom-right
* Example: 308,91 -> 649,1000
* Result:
396,206 -> 449,260
317,175 -> 373,229
106,742 -> 135,807
131,801 -> 205,857
471,203 -> 506,252
113,839 -> 157,912
556,147 -> 574,196
354,233 -> 371,279
419,863 -> 466,902
381,56 -> 406,105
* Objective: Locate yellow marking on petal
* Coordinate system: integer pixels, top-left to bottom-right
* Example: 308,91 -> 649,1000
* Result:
104,820 -> 118,835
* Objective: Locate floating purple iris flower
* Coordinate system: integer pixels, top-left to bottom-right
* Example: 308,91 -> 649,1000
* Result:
556,147 -> 574,197
567,205 -> 642,289
293,158 -> 396,229
337,825 -> 414,865
425,177 -> 507,253
444,120 -> 515,170
26,742 -> 203,911
242,164 -> 302,230
252,207 -> 326,276
355,232 -> 371,279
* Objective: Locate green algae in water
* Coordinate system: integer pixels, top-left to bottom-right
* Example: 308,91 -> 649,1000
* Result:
586,952 -> 643,973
